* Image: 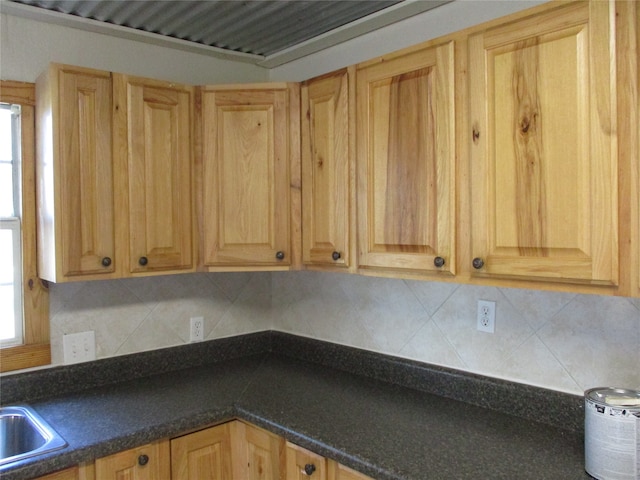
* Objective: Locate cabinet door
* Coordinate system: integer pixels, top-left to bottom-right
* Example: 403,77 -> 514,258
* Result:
36,464 -> 94,480
468,1 -> 618,285
285,441 -> 327,480
231,421 -> 284,480
328,460 -> 373,480
36,64 -> 115,281
114,75 -> 194,274
171,423 -> 233,480
202,85 -> 293,267
356,41 -> 456,274
301,68 -> 353,268
94,440 -> 170,480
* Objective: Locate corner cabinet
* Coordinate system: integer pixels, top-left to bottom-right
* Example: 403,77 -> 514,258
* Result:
356,41 -> 456,276
113,74 -> 195,274
200,83 -> 300,270
36,64 -> 116,282
467,1 -> 619,286
301,68 -> 355,270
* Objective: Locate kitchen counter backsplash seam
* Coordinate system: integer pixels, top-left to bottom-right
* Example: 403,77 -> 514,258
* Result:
1,331 -> 584,433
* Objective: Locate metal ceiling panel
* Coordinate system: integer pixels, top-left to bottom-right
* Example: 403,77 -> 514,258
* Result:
8,0 -> 403,56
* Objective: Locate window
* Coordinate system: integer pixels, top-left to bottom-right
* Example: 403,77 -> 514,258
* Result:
1,103 -> 24,347
0,81 -> 50,372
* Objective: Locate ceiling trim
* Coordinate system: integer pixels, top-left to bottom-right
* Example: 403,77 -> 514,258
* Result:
258,0 -> 450,68
1,0 -> 450,69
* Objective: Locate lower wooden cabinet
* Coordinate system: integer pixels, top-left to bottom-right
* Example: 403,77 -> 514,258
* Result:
94,440 -> 170,480
36,420 -> 372,480
286,441 -> 328,480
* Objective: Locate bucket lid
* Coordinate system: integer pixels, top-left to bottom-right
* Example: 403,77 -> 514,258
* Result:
585,387 -> 640,407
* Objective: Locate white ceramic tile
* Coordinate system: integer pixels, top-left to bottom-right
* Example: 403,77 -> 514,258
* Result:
405,280 -> 460,316
49,280 -> 153,363
215,272 -> 272,335
208,272 -> 259,302
538,294 -> 640,391
399,318 -> 466,369
432,285 -> 534,372
499,287 -> 576,331
495,334 -> 582,394
116,316 -> 183,356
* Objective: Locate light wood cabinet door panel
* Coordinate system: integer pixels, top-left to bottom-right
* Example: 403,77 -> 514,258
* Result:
231,421 -> 284,480
468,1 -> 618,285
95,440 -> 169,480
301,69 -> 353,268
171,423 -> 233,480
328,460 -> 373,480
36,64 -> 115,281
115,75 -> 194,274
285,441 -> 327,480
202,86 -> 292,267
356,41 -> 456,274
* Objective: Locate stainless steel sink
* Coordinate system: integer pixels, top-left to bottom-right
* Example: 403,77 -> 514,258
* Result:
0,405 -> 67,469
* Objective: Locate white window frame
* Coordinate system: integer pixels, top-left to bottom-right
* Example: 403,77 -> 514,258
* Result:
1,103 -> 24,347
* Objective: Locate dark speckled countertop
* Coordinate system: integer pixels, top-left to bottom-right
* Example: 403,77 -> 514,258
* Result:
0,332 -> 588,480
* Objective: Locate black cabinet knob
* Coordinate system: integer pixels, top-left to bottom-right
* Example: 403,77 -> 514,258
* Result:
138,256 -> 148,266
433,256 -> 445,268
304,463 -> 316,476
275,251 -> 285,260
332,251 -> 341,261
138,454 -> 149,466
101,257 -> 112,267
472,257 -> 484,269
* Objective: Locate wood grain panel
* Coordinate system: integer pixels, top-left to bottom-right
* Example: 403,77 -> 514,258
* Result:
202,86 -> 291,266
285,442 -> 327,480
95,440 -> 170,480
36,65 -> 115,280
301,69 -> 351,267
120,76 -> 194,273
230,421 -> 284,480
328,460 -> 374,480
171,424 -> 233,480
357,41 -> 455,274
469,1 -> 618,285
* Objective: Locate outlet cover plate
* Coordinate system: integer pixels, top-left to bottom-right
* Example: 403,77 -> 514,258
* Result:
63,331 -> 96,364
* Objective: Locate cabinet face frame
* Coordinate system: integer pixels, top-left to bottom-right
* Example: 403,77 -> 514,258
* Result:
113,74 -> 195,275
301,68 -> 355,270
468,1 -> 619,286
356,41 -> 456,275
200,83 -> 299,269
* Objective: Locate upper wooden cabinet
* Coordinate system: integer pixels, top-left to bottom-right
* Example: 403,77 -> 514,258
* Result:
301,68 -> 354,269
36,65 -> 195,282
468,1 -> 619,286
200,83 -> 300,269
114,74 -> 195,275
36,64 -> 116,282
356,41 -> 456,275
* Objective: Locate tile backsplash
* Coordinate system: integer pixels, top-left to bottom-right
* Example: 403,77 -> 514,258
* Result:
48,271 -> 640,395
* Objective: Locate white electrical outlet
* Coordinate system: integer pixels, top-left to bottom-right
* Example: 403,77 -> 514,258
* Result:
190,317 -> 204,342
63,331 -> 96,364
477,300 -> 496,333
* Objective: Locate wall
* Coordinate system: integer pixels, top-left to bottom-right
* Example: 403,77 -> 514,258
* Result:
0,12 -> 268,84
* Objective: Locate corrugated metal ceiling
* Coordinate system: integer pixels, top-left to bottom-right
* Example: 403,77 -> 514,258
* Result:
8,0 -> 405,57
